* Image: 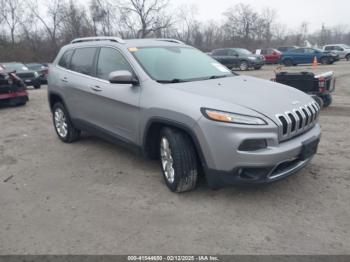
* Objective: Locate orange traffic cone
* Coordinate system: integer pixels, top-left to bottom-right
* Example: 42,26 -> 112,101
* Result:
312,56 -> 318,69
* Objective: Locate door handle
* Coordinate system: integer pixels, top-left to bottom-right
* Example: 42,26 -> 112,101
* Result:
60,77 -> 68,83
90,85 -> 102,92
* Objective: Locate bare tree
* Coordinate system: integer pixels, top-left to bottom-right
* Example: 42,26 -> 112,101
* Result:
224,4 -> 259,45
90,0 -> 117,36
62,0 -> 93,41
1,0 -> 24,46
119,0 -> 172,38
27,0 -> 65,49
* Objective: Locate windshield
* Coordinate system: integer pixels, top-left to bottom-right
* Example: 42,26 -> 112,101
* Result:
235,48 -> 252,55
130,47 -> 234,83
2,63 -> 28,71
342,44 -> 350,49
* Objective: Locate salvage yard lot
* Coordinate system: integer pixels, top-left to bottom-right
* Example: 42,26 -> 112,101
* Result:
1,62 -> 350,254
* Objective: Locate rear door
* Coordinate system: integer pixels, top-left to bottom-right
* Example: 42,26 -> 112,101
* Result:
62,47 -> 99,122
212,49 -> 231,67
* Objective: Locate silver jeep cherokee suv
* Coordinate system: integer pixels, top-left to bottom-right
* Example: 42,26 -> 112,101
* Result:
48,37 -> 321,192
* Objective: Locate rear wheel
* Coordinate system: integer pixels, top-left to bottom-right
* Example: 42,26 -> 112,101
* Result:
254,65 -> 262,70
321,94 -> 332,108
52,102 -> 80,143
346,54 -> 350,61
159,127 -> 198,193
239,61 -> 249,71
34,83 -> 41,89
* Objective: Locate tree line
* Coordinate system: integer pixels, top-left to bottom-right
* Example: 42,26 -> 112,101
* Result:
0,0 -> 349,62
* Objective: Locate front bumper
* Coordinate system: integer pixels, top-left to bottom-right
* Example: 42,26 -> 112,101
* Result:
194,118 -> 321,188
248,60 -> 265,67
21,78 -> 40,86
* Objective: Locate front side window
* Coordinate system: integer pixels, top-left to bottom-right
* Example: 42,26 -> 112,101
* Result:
131,47 -> 234,83
334,46 -> 344,51
96,48 -> 133,80
235,48 -> 252,55
70,48 -> 97,76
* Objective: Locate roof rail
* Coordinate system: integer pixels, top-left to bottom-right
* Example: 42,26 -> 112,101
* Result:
71,36 -> 125,44
156,38 -> 185,44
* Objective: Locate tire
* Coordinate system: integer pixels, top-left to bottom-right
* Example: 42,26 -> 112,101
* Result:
283,59 -> 293,67
321,94 -> 332,108
239,61 -> 249,71
312,96 -> 324,108
346,54 -> 350,61
159,127 -> 198,193
52,102 -> 80,143
254,65 -> 262,70
34,83 -> 41,89
320,57 -> 330,65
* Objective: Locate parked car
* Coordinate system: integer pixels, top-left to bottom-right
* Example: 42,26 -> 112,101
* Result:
256,48 -> 282,64
26,63 -> 49,84
274,71 -> 335,108
277,46 -> 299,53
48,37 -> 321,192
0,65 -> 28,106
323,44 -> 350,61
211,48 -> 265,70
0,62 -> 42,89
281,48 -> 339,66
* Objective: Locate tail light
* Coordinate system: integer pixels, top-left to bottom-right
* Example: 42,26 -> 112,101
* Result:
319,77 -> 326,93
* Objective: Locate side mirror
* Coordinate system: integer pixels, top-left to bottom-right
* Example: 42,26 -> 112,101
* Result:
108,70 -> 139,85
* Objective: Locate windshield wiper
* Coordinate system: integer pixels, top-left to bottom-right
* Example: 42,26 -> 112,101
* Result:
207,75 -> 232,80
156,79 -> 187,84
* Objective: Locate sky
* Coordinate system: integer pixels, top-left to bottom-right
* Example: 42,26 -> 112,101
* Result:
171,0 -> 350,32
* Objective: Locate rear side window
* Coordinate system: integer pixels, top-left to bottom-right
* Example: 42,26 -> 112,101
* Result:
70,47 -> 97,76
96,48 -> 133,80
58,50 -> 74,69
324,46 -> 333,51
213,49 -> 228,56
293,49 -> 304,53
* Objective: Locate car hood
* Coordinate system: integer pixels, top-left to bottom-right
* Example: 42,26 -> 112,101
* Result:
171,75 -> 314,120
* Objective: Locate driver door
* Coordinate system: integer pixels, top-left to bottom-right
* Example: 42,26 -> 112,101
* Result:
89,47 -> 141,144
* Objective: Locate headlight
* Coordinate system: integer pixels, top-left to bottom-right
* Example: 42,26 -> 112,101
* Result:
201,108 -> 267,125
34,72 -> 39,78
248,56 -> 257,60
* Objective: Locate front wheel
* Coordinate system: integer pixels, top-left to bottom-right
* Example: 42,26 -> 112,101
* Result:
52,103 -> 80,143
159,127 -> 198,193
320,57 -> 330,65
283,59 -> 293,67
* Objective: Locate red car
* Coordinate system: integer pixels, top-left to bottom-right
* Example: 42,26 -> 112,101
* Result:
0,65 -> 28,106
256,48 -> 282,64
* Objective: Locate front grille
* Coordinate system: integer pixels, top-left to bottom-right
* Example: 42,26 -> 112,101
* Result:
17,72 -> 35,79
276,101 -> 320,141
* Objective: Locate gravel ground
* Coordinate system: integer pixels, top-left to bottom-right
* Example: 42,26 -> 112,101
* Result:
0,61 -> 349,255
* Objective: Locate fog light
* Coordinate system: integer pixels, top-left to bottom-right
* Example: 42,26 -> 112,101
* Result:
238,139 -> 267,151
